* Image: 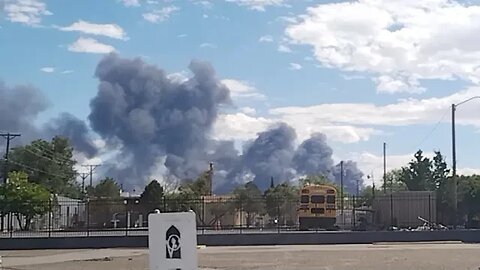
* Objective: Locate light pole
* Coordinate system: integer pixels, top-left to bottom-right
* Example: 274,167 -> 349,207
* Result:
451,96 -> 480,228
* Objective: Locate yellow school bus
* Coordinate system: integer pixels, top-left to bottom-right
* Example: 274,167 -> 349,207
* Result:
298,184 -> 337,230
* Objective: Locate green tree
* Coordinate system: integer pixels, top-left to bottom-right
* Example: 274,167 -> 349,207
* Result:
233,181 -> 264,227
457,175 -> 480,227
0,171 -> 50,230
87,177 -> 121,199
399,150 -> 434,191
85,177 -> 122,228
140,180 -> 164,212
383,169 -> 407,192
264,183 -> 298,226
7,137 -> 80,198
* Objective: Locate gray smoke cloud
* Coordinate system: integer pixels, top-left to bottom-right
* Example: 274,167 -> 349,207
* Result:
293,133 -> 334,177
224,123 -> 297,191
332,160 -> 364,194
88,54 -> 231,188
0,81 -> 97,157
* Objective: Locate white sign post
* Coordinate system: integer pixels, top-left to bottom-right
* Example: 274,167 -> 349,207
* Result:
148,211 -> 198,270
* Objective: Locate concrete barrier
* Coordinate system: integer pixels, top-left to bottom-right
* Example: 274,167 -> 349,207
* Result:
1,230 -> 480,250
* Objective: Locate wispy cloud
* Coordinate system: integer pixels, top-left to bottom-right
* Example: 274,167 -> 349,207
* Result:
177,34 -> 187,38
225,0 -> 287,11
61,70 -> 74,74
143,6 -> 179,23
221,79 -> 266,100
58,20 -> 128,40
289,63 -> 302,70
200,42 -> 217,49
342,74 -> 366,81
120,0 -> 140,7
259,35 -> 273,43
4,0 -> 52,26
67,37 -> 116,54
277,44 -> 292,53
40,66 -> 55,73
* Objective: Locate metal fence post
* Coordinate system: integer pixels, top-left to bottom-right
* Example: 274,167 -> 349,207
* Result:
352,195 -> 356,230
277,202 -> 281,234
125,202 -> 129,237
202,197 -> 205,235
390,193 -> 394,227
239,200 -> 243,234
48,198 -> 52,238
86,199 -> 90,237
428,194 -> 432,223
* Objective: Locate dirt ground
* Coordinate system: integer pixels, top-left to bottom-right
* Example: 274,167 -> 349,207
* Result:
2,243 -> 480,270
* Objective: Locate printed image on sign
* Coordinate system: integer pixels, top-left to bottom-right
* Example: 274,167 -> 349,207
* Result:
149,211 -> 197,270
166,225 -> 181,259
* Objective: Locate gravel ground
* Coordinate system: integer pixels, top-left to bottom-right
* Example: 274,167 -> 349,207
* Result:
1,243 -> 480,270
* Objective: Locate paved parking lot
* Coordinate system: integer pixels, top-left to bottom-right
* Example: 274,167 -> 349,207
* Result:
1,243 -> 480,270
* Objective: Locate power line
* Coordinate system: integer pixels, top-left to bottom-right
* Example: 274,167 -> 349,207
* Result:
4,158 -> 72,180
82,164 -> 101,188
411,107 -> 450,151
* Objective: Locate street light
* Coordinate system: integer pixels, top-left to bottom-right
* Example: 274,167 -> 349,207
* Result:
452,96 -> 480,228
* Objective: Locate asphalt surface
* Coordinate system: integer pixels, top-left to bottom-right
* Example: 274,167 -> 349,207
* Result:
1,243 -> 480,270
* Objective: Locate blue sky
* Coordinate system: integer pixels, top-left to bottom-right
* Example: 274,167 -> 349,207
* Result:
1,0 -> 480,185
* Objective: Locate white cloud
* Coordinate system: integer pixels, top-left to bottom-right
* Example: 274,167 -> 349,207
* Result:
277,44 -> 292,53
341,74 -> 366,80
4,0 -> 52,26
177,34 -> 187,38
289,63 -> 302,70
67,37 -> 116,54
143,5 -> 179,23
286,0 -> 480,93
58,20 -> 128,40
225,0 -> 286,11
61,70 -> 74,74
270,86 -> 480,128
259,35 -> 273,42
221,79 -> 266,100
120,0 -> 140,6
213,113 -> 273,141
40,66 -> 54,73
193,0 -> 213,8
241,107 -> 257,115
167,71 -> 190,83
200,42 -> 217,48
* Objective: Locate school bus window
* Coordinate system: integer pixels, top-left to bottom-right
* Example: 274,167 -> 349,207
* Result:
311,208 -> 325,214
326,195 -> 335,204
311,195 -> 325,203
300,195 -> 309,203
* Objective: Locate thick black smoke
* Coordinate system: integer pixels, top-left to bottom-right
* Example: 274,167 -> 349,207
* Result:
229,123 -> 297,190
0,81 -> 97,157
293,133 -> 333,177
88,54 -> 231,188
224,123 -> 363,192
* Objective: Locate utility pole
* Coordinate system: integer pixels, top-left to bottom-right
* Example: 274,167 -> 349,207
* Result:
1,133 -> 20,232
340,160 -> 344,215
383,142 -> 387,194
1,133 -> 21,185
451,103 -> 457,228
78,172 -> 90,195
82,164 -> 101,188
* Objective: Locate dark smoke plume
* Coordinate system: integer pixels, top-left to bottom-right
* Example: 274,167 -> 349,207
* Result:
332,160 -> 364,194
293,133 -> 334,176
0,81 -> 97,157
88,54 -> 231,188
227,123 -> 297,191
